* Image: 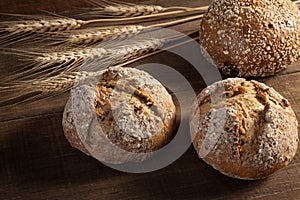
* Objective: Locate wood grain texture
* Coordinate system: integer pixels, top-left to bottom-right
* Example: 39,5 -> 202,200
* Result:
0,0 -> 300,199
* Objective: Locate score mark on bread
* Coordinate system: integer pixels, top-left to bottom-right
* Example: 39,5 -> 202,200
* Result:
63,67 -> 176,164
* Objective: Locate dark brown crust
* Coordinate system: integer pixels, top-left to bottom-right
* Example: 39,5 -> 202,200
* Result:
190,78 -> 299,180
199,0 -> 300,77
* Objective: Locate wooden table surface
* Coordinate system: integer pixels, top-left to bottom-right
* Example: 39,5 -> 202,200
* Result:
1,0 -> 300,199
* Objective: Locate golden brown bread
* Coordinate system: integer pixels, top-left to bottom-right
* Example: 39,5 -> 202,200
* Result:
199,0 -> 300,77
63,66 -> 176,164
190,78 -> 299,180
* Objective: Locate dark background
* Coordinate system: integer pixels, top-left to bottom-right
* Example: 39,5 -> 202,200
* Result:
1,0 -> 300,199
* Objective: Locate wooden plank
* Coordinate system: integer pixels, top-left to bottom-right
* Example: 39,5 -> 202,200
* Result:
1,112 -> 300,200
1,0 -> 300,199
262,72 -> 300,119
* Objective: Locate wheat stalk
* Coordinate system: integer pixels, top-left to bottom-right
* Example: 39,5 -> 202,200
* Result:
69,25 -> 144,44
52,25 -> 145,46
1,0 -> 299,46
87,0 -> 300,19
48,38 -> 166,72
0,32 -> 198,106
2,47 -> 109,81
101,5 -> 166,17
4,38 -> 167,82
0,71 -> 91,106
30,72 -> 88,93
35,47 -> 109,75
107,38 -> 165,66
35,47 -> 108,64
0,40 -> 161,106
0,18 -> 87,46
0,37 -> 160,104
0,2 -> 207,46
85,6 -> 207,23
35,38 -> 163,73
4,18 -> 85,33
80,0 -> 208,18
50,14 -> 203,46
1,6 -> 205,36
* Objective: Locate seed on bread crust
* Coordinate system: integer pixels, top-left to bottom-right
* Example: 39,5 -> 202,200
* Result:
199,0 -> 300,77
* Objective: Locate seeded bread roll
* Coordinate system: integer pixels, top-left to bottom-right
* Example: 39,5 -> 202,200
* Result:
190,78 -> 299,180
63,67 -> 176,164
199,0 -> 300,77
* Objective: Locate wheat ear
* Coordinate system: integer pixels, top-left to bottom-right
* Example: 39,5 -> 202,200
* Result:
50,14 -> 202,46
4,38 -> 167,82
0,71 -> 92,106
52,25 -> 145,46
0,37 -> 162,104
0,18 -> 87,46
91,38 -> 166,70
91,0 -> 300,19
0,9 -> 203,46
80,0 -> 208,18
45,38 -> 167,72
100,5 -> 165,17
84,6 -> 207,23
2,47 -> 109,82
0,32 -> 198,106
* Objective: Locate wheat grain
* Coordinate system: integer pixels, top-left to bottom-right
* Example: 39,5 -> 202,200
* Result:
83,0 -> 207,18
0,37 -> 162,105
19,47 -> 109,78
69,38 -> 166,72
83,0 -> 300,21
30,71 -> 90,93
101,5 -> 165,17
0,18 -> 86,44
60,25 -> 145,45
0,34 -> 193,106
1,47 -> 109,82
0,1 -> 206,47
0,71 -> 92,106
51,14 -> 203,46
4,18 -> 86,33
1,5 -> 204,36
83,0 -> 165,17
1,3 -> 205,37
0,18 -> 87,46
84,6 -> 207,23
40,38 -> 164,68
108,38 -> 165,66
6,38 -> 166,82
35,47 -> 108,64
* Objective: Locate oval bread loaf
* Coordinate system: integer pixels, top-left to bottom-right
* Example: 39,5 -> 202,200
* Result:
199,0 -> 300,77
190,78 -> 299,180
63,66 -> 176,164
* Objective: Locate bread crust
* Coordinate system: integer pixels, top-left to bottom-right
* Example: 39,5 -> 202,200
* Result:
62,67 -> 176,164
199,0 -> 300,77
190,78 -> 299,180
63,99 -> 90,155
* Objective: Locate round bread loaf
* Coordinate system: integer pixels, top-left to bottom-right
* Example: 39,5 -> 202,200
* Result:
190,78 -> 299,180
63,66 -> 176,164
199,0 -> 300,77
